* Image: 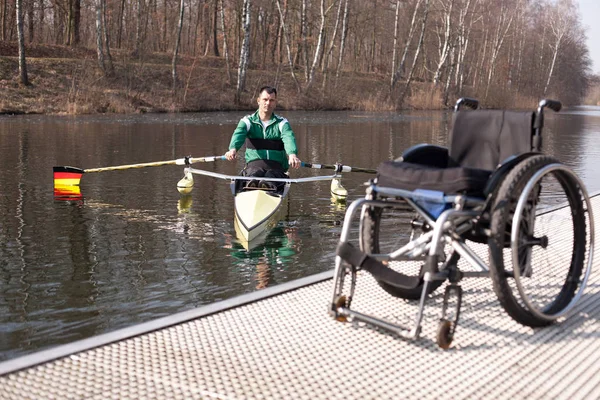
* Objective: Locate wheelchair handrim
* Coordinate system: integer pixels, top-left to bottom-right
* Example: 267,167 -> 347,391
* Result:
512,163 -> 594,320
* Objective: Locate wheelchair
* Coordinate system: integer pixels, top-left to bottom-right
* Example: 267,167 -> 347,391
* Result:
329,98 -> 594,349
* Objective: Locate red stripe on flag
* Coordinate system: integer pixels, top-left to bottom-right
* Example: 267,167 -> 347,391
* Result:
54,172 -> 83,180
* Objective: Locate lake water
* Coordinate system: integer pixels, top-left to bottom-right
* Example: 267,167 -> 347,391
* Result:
1,106 -> 600,362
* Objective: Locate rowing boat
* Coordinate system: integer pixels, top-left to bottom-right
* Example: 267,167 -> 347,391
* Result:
234,183 -> 290,242
182,167 -> 339,245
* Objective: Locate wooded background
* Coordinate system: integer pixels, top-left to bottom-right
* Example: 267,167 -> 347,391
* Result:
2,0 -> 593,110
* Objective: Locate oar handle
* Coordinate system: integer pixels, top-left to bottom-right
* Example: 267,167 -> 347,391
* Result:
301,162 -> 377,174
83,155 -> 226,173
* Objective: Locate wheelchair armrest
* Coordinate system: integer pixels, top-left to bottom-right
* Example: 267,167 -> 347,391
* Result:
483,153 -> 532,196
399,144 -> 450,168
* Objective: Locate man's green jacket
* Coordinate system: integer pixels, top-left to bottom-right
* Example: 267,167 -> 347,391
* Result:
228,110 -> 298,171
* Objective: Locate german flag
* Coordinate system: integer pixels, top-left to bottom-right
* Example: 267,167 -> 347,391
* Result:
53,166 -> 84,187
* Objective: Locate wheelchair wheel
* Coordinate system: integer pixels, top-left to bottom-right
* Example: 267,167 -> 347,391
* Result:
489,155 -> 591,327
360,204 -> 452,300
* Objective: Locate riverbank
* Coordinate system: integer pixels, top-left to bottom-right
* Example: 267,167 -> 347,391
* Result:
0,41 -> 412,115
1,41 -> 598,115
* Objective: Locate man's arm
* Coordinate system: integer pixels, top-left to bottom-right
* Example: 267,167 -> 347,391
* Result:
279,120 -> 298,154
280,121 -> 301,168
226,119 -> 249,160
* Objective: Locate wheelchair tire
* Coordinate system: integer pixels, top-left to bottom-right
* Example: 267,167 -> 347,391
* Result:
489,155 -> 588,327
360,206 -> 446,300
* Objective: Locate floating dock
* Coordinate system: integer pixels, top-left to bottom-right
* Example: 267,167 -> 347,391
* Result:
1,196 -> 599,399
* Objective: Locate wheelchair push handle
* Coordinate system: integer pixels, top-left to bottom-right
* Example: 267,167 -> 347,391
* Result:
454,97 -> 479,112
533,99 -> 562,152
538,99 -> 562,113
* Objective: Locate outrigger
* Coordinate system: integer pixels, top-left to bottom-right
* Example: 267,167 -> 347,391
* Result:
53,156 -> 376,246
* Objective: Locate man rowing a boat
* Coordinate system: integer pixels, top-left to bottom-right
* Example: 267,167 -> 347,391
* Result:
225,86 -> 302,190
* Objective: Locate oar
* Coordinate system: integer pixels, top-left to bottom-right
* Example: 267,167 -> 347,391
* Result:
53,155 -> 226,187
300,162 -> 377,174
301,162 -> 377,202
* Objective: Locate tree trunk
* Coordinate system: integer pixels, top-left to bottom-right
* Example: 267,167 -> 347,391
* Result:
65,0 -> 72,45
432,0 -> 455,85
301,0 -> 309,81
16,0 -> 29,85
392,0 -> 423,91
95,0 -> 106,74
135,0 -> 143,55
275,0 -> 301,92
400,0 -> 430,107
484,1 -> 518,100
212,0 -> 219,56
72,0 -> 80,45
236,0 -> 251,103
390,0 -> 400,90
220,0 -> 232,83
26,0 -> 33,42
334,0 -> 349,83
102,0 -> 114,75
116,0 -> 125,48
306,0 -> 336,90
322,0 -> 343,91
1,0 -> 6,41
172,0 -> 185,92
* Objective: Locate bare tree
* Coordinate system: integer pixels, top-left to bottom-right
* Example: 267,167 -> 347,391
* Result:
236,0 -> 251,103
16,0 -> 29,85
432,0 -> 456,85
544,0 -> 577,95
454,0 -> 479,93
400,0 -> 430,106
101,0 -> 114,75
306,0 -> 338,90
212,0 -> 219,56
172,0 -> 185,91
95,0 -> 106,74
391,0 -> 424,91
334,0 -> 349,83
220,0 -> 232,83
134,0 -> 144,55
322,0 -> 343,90
275,0 -> 301,92
484,0 -> 519,99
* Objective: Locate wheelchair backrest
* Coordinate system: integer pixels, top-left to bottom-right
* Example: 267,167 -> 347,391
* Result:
449,110 -> 535,171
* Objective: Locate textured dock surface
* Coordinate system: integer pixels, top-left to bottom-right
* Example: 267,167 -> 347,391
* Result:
1,196 -> 599,399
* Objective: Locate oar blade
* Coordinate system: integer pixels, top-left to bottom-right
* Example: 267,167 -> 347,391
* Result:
53,166 -> 85,187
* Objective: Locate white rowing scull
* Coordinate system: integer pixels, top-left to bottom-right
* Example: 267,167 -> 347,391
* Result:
179,167 -> 343,244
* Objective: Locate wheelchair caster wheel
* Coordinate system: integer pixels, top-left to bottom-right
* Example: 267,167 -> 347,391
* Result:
334,296 -> 349,322
436,320 -> 454,350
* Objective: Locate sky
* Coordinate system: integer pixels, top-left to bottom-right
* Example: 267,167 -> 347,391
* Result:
577,0 -> 600,74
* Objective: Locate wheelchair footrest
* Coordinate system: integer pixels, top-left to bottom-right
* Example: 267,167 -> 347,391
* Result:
336,242 -> 422,290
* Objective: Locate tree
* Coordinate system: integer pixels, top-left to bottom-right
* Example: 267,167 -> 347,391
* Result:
220,0 -> 232,83
275,0 -> 301,92
305,0 -> 338,91
16,0 -> 29,85
172,0 -> 185,91
544,0 -> 577,95
236,0 -> 251,103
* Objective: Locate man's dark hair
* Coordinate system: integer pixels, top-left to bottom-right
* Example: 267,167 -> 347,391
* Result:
258,86 -> 277,96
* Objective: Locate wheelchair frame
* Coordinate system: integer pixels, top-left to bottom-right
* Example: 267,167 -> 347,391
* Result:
329,99 -> 595,349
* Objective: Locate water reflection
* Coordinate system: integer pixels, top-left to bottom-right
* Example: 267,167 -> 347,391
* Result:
227,225 -> 299,290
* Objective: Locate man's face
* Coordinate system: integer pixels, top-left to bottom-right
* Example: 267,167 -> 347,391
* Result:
258,91 -> 277,115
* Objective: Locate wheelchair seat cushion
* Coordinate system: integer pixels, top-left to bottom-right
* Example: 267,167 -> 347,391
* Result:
376,161 -> 491,195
